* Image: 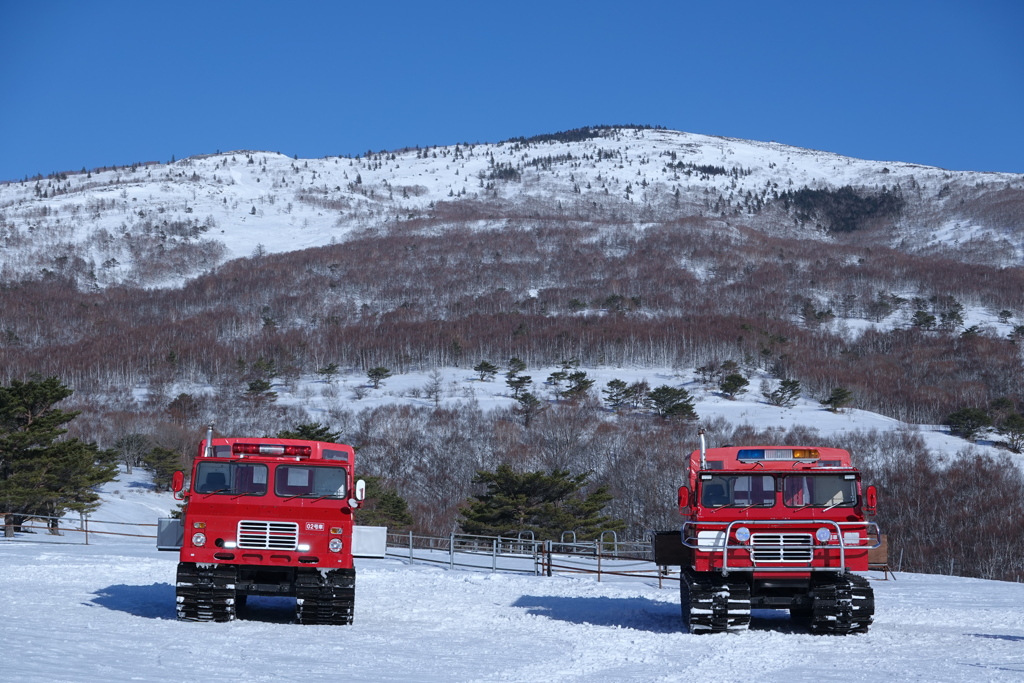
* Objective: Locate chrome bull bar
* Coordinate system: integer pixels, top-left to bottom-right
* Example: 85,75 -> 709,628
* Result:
680,519 -> 882,576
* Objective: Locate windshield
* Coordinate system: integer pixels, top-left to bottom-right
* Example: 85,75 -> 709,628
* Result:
783,475 -> 857,507
194,462 -> 268,495
275,465 -> 348,499
701,475 -> 775,507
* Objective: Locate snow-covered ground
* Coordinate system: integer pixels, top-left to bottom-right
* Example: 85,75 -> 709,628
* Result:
5,461 -> 1024,682
4,518 -> 1024,681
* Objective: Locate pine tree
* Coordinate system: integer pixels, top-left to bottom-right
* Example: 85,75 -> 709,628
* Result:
317,363 -> 340,383
366,367 -> 392,389
473,360 -> 499,381
944,407 -> 991,441
998,413 -> 1024,452
514,392 -> 544,427
763,378 -> 801,407
645,385 -> 697,420
602,379 -> 629,411
720,373 -> 749,399
143,446 -> 182,492
276,422 -> 342,442
459,464 -> 624,540
0,377 -> 117,536
821,387 -> 854,413
355,475 -> 413,529
561,370 -> 594,400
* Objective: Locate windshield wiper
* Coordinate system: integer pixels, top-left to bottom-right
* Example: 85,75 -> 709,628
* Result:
200,488 -> 228,496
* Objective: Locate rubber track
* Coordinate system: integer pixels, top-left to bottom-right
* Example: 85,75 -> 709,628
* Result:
810,572 -> 874,635
680,570 -> 751,634
295,569 -> 356,625
176,563 -> 237,622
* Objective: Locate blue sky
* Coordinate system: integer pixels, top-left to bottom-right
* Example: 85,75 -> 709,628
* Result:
1,1 -> 1022,181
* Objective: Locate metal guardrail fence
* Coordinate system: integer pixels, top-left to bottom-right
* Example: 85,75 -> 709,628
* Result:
385,530 -> 670,583
0,512 -> 158,544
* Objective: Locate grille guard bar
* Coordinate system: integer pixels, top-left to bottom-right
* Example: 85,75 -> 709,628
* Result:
680,519 -> 882,576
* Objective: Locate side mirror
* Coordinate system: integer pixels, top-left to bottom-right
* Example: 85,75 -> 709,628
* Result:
355,479 -> 366,502
172,471 -> 185,494
865,485 -> 877,516
677,485 -> 690,511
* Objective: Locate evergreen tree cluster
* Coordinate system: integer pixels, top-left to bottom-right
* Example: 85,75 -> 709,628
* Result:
459,464 -> 624,540
778,185 -> 906,233
0,377 -> 116,535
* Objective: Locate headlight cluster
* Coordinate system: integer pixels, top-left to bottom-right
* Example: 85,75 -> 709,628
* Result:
734,526 -> 751,543
815,527 -> 832,543
329,538 -> 344,553
192,532 -> 206,547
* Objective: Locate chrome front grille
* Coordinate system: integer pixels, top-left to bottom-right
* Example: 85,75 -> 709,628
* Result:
750,533 -> 813,562
237,520 -> 299,550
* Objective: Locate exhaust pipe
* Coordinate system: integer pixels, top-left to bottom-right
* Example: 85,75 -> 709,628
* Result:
205,424 -> 214,457
698,428 -> 707,470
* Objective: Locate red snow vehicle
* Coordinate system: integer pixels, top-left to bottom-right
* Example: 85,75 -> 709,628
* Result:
158,429 -> 376,624
654,431 -> 880,634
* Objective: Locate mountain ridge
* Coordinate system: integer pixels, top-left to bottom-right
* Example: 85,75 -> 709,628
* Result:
2,126 -> 1021,289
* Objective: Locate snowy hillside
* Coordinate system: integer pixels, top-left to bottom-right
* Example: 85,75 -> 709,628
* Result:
3,466 -> 1024,682
2,126 -> 1021,287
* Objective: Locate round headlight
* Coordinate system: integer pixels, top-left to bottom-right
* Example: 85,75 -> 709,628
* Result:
192,532 -> 207,547
329,538 -> 343,553
734,526 -> 751,543
815,527 -> 831,543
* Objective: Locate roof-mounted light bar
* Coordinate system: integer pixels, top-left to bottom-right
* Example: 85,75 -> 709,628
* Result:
231,443 -> 312,457
737,448 -> 820,461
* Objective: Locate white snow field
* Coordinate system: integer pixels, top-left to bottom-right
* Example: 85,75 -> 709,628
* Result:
4,469 -> 1024,683
3,536 -> 1024,682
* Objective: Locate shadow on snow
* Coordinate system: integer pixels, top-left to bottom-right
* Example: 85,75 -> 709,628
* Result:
513,594 -> 804,634
89,583 -> 296,623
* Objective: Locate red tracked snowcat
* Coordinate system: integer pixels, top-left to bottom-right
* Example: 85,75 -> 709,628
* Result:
654,432 -> 880,635
157,429 -> 384,624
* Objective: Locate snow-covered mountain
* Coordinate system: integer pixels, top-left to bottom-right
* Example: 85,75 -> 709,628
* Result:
2,127 -> 1021,288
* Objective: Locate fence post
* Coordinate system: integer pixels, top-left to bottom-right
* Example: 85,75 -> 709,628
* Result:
84,514 -> 89,545
449,532 -> 455,570
597,540 -> 602,582
408,529 -> 414,565
492,538 -> 497,573
546,540 -> 553,577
